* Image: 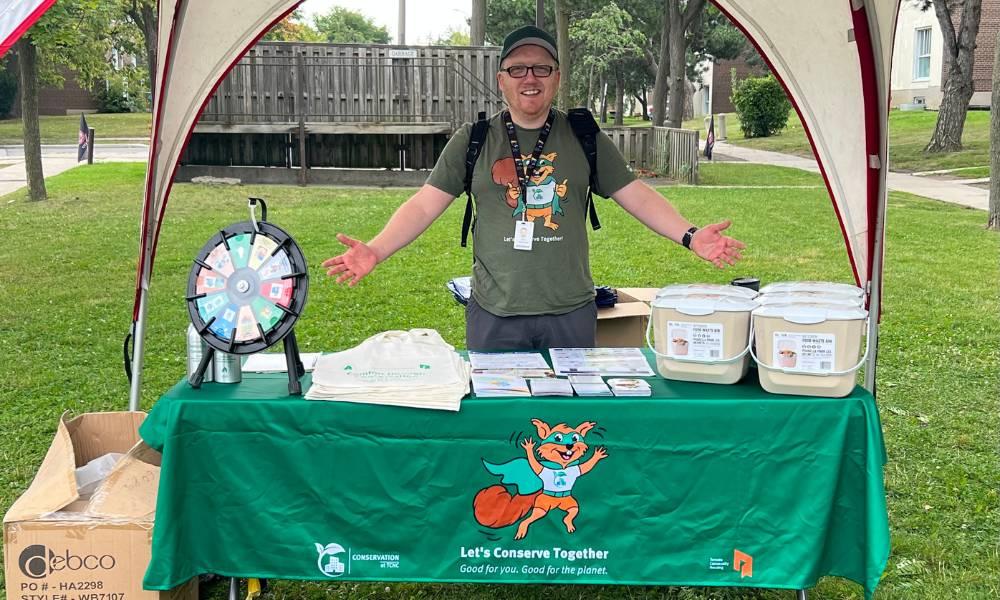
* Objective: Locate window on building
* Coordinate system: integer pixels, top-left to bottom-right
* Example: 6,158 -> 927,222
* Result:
913,27 -> 931,80
703,85 -> 711,115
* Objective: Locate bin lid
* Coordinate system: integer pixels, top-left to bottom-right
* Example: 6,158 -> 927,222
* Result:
652,293 -> 758,316
758,281 -> 864,298
655,283 -> 758,300
756,292 -> 863,307
753,302 -> 868,324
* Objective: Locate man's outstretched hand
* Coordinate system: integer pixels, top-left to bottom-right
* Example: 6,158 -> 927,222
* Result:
322,234 -> 378,286
690,220 -> 745,269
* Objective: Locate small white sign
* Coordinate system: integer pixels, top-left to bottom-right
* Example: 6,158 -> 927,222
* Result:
388,49 -> 418,59
772,331 -> 837,372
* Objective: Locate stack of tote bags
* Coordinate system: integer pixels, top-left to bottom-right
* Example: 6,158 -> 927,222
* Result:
306,329 -> 471,411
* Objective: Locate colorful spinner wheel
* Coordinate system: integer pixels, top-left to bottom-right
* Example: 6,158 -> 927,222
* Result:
186,198 -> 308,393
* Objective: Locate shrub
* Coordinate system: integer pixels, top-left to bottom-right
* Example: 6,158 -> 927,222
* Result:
730,73 -> 791,138
95,68 -> 149,113
0,67 -> 17,118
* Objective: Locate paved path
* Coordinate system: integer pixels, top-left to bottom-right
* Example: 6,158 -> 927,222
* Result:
710,140 -> 989,211
0,144 -> 147,197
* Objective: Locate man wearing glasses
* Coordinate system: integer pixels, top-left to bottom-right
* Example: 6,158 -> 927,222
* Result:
324,26 -> 744,351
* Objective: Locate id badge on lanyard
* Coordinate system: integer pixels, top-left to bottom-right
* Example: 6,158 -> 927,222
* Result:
504,110 -> 555,252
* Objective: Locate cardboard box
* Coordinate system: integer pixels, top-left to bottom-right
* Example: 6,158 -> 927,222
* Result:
3,412 -> 196,600
614,287 -> 660,303
596,290 -> 654,348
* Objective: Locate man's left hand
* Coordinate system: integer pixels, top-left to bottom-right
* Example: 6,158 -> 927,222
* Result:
690,220 -> 745,268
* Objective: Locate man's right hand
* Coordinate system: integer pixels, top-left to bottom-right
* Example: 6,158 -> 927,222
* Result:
322,233 -> 379,287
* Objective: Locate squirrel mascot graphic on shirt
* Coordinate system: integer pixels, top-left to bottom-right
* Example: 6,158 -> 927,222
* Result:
473,419 -> 608,540
491,154 -> 569,230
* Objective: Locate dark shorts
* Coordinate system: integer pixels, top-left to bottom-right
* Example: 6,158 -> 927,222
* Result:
465,297 -> 597,351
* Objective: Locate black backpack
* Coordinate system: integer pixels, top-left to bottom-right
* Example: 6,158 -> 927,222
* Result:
460,108 -> 603,247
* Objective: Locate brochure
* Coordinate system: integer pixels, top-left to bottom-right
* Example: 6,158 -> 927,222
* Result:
468,352 -> 554,378
471,373 -> 531,397
528,378 -> 574,397
607,378 -> 652,397
568,374 -> 612,397
550,348 -> 655,377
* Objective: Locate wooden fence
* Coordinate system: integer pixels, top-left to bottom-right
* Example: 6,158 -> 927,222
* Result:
197,42 -> 504,131
603,126 -> 700,183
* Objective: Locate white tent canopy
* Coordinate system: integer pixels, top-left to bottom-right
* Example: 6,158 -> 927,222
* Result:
0,0 -> 57,57
127,0 -> 900,409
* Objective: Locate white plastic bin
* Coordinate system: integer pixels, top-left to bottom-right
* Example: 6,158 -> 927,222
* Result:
646,294 -> 758,384
750,303 -> 869,397
758,281 -> 864,300
755,292 -> 863,308
655,283 -> 759,300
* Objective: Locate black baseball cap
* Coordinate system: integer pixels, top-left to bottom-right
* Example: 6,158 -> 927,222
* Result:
500,25 -> 558,64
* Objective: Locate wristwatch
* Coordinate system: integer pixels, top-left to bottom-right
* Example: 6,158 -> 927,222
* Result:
681,226 -> 699,250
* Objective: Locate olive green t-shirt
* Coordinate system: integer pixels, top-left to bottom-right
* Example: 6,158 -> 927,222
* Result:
427,110 -> 636,317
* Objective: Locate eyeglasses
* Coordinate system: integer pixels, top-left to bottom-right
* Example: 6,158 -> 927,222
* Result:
500,64 -> 556,78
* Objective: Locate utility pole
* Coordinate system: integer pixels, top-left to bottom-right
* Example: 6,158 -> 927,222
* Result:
398,0 -> 406,45
471,0 -> 486,46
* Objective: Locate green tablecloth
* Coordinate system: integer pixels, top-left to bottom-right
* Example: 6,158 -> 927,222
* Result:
140,359 -> 889,598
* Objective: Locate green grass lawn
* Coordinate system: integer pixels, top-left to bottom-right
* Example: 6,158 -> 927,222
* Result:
687,110 -> 992,174
0,163 -> 997,599
0,112 -> 151,144
943,166 -> 991,179
697,163 -> 822,187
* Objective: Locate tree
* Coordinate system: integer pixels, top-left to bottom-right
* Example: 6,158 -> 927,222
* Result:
485,0 -> 553,45
431,27 -> 471,46
313,7 -> 391,44
571,4 -> 645,123
16,0 -> 116,202
663,0 -> 706,127
17,39 -> 45,201
919,0 -> 983,152
554,0 -> 570,110
989,28 -> 999,231
122,0 -> 156,103
264,10 -> 324,42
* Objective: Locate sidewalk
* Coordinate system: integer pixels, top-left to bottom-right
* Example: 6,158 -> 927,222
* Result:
711,140 -> 989,211
0,144 -> 148,197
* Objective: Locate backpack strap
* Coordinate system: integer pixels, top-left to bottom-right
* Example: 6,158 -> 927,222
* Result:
566,107 -> 602,231
461,111 -> 490,247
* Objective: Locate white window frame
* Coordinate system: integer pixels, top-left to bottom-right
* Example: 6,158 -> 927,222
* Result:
703,85 -> 711,115
913,27 -> 931,81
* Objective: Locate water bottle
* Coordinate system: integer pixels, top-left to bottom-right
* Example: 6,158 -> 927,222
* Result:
213,350 -> 242,384
186,324 -> 213,383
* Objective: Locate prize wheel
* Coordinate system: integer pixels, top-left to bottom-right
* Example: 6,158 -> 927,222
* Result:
186,201 -> 308,355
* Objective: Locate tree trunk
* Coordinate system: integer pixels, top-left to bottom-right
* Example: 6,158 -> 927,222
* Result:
925,0 -> 983,153
471,0 -> 486,46
587,63 -> 595,111
554,0 -> 570,110
599,73 -> 608,123
17,39 -> 45,202
666,0 -> 705,128
614,70 -> 625,126
535,0 -> 544,28
128,1 -> 158,104
651,1 -> 670,126
635,89 -> 649,120
989,29 -> 999,230
666,4 -> 686,128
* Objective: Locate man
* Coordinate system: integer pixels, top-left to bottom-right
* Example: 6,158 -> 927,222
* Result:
324,25 -> 744,351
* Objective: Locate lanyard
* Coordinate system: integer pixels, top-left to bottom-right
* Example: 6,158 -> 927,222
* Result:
502,109 -> 556,218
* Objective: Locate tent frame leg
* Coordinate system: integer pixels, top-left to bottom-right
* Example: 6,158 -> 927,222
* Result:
796,590 -> 808,600
128,288 -> 149,411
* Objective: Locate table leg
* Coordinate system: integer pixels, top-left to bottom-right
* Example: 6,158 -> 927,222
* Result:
229,577 -> 239,600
